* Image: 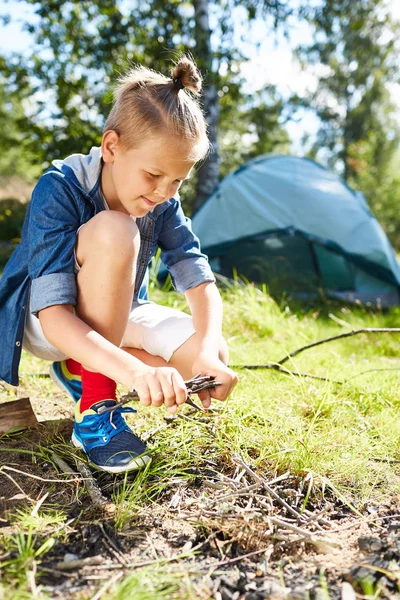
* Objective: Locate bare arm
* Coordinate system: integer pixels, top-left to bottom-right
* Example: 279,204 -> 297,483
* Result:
185,281 -> 224,358
185,282 -> 238,403
39,305 -> 187,410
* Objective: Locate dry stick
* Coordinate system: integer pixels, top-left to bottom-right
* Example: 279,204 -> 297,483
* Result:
210,483 -> 262,504
232,327 -> 400,380
40,566 -> 78,579
232,453 -> 306,523
232,362 -> 341,384
80,533 -> 219,572
267,515 -> 340,548
343,366 -> 400,383
53,555 -> 104,571
74,459 -> 115,513
0,468 -> 34,502
99,523 -> 129,568
328,513 -> 400,534
208,547 -> 272,569
0,465 -> 82,484
102,539 -> 129,568
51,452 -> 78,475
277,327 -> 400,366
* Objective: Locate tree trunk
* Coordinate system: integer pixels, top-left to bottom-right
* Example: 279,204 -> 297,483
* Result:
193,0 -> 220,212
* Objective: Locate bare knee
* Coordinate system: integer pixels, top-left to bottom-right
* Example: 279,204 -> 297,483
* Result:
77,211 -> 140,265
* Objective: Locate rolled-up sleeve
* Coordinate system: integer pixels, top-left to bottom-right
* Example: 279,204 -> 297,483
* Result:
28,173 -> 81,315
158,199 -> 215,294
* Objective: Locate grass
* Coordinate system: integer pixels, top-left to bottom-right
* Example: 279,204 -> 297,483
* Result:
2,280 -> 400,597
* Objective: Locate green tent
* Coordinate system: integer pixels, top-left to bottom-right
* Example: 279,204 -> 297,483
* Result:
191,155 -> 400,307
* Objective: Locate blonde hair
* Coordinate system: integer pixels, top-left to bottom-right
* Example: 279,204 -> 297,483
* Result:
104,56 -> 210,160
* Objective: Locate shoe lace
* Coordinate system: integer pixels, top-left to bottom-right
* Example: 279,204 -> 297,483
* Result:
91,405 -> 136,439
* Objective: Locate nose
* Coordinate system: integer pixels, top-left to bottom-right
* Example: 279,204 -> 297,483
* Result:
154,182 -> 172,200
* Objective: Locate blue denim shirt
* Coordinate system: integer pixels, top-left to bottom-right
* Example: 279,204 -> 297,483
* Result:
0,147 -> 214,385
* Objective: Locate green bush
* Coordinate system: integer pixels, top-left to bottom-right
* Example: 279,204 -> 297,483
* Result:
0,198 -> 27,243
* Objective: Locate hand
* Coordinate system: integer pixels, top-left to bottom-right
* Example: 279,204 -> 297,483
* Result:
191,355 -> 238,409
131,367 -> 187,414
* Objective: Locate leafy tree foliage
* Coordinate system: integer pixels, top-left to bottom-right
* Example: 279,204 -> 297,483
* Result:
1,0 -> 291,212
298,0 -> 399,174
0,55 -> 40,180
296,0 -> 400,246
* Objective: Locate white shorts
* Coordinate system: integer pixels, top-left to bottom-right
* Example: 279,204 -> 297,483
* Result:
23,301 -> 196,363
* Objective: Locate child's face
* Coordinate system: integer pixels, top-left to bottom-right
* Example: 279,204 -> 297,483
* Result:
101,132 -> 198,217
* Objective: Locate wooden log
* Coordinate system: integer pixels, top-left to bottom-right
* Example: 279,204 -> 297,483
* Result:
0,397 -> 38,433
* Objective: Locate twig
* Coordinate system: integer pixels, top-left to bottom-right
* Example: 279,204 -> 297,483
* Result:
53,555 -> 104,571
232,362 -> 341,384
27,560 -> 37,597
0,465 -> 81,484
343,367 -> 400,383
232,328 -> 400,382
102,538 -> 129,568
39,566 -> 78,578
74,459 -> 115,513
209,547 -> 273,569
211,483 -> 261,504
268,515 -> 340,548
80,533 -> 218,572
0,468 -> 34,502
51,452 -> 78,475
328,513 -> 400,534
99,523 -> 129,568
277,327 -> 400,366
232,453 -> 306,522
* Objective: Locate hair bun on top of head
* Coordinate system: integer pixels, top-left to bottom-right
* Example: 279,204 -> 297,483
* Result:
171,56 -> 202,95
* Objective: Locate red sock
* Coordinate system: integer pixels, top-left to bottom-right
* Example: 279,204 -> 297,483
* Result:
65,358 -> 82,378
80,368 -> 117,413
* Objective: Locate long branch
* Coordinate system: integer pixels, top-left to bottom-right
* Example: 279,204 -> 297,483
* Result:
233,327 -> 400,371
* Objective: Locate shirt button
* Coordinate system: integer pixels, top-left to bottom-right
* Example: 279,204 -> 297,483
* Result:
140,259 -> 146,265
16,341 -> 21,347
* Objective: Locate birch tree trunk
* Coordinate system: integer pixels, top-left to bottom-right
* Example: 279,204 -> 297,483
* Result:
193,0 -> 220,212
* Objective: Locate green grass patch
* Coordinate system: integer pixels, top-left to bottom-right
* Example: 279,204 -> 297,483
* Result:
2,281 -> 400,597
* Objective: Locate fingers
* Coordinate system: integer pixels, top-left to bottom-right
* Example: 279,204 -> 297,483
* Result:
132,366 -> 238,411
133,368 -> 187,411
171,371 -> 187,406
209,369 -> 238,402
147,374 -> 164,407
198,389 -> 211,409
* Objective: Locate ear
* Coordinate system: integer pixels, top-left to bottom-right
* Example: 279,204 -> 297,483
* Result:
101,130 -> 121,164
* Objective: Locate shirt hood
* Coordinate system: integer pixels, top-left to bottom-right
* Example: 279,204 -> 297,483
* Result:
52,147 -> 102,196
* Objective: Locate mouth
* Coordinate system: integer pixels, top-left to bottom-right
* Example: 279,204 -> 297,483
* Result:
141,196 -> 157,207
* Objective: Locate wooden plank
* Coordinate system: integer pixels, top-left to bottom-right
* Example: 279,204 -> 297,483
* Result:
0,398 -> 38,434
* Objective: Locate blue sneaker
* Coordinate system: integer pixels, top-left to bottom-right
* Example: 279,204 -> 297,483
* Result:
50,361 -> 82,403
72,400 -> 151,473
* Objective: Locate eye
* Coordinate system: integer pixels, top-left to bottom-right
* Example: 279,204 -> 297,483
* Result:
146,172 -> 159,178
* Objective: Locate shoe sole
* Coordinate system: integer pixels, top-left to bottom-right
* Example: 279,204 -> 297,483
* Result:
71,432 -> 152,474
50,364 -> 80,403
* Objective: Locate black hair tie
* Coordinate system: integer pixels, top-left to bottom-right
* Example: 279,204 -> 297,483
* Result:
173,76 -> 185,90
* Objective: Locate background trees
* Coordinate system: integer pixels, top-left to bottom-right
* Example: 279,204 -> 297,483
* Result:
1,0 -> 400,243
0,0 -> 290,212
295,0 -> 400,244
